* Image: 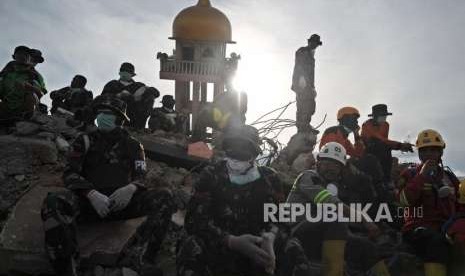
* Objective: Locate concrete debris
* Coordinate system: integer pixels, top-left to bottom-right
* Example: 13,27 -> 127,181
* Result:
15,121 -> 40,136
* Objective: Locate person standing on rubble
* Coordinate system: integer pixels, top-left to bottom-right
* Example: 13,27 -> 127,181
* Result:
287,142 -> 390,276
398,129 -> 459,276
177,125 -> 314,276
0,46 -> 44,123
148,95 -> 186,133
102,62 -> 160,129
361,104 -> 413,183
50,75 -> 93,115
40,95 -> 176,276
291,34 -> 322,133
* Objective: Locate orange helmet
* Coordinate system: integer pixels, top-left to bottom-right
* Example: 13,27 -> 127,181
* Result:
337,107 -> 360,120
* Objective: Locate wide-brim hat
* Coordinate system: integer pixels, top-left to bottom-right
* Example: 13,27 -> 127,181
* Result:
368,104 -> 392,117
93,95 -> 130,122
29,49 -> 44,63
222,125 -> 262,156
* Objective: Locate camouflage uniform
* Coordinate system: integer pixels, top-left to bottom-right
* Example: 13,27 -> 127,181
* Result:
50,86 -> 93,114
41,127 -> 175,274
177,160 -> 312,276
148,107 -> 185,133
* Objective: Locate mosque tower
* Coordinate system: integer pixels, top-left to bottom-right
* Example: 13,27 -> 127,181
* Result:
157,0 -> 239,132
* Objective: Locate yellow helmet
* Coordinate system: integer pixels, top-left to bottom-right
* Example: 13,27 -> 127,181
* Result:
415,129 -> 446,149
337,107 -> 360,120
459,180 -> 465,204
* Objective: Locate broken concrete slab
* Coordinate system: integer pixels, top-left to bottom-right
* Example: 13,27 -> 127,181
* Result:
0,185 -> 146,275
15,121 -> 40,136
0,135 -> 58,165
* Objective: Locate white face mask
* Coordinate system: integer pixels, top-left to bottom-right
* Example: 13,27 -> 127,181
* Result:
376,116 -> 387,123
225,157 -> 253,174
225,157 -> 260,185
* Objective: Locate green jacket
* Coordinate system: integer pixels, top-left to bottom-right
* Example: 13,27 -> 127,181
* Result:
0,62 -> 41,112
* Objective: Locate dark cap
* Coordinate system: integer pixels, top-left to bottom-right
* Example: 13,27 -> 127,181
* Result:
162,95 -> 175,104
93,95 -> 130,122
13,45 -> 30,56
29,49 -> 44,63
223,125 -> 262,156
120,62 -> 136,75
308,34 -> 322,46
368,104 -> 392,117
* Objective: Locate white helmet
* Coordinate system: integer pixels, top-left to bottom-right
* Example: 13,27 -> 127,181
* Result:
318,142 -> 347,165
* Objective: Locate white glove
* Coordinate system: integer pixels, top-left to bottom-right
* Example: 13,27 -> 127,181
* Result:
87,190 -> 111,218
109,184 -> 137,212
438,186 -> 454,198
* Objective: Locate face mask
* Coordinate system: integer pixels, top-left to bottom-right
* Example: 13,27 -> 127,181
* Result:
376,116 -> 387,123
342,125 -> 353,134
225,157 -> 253,174
96,113 -> 117,131
229,166 -> 261,185
70,88 -> 81,94
119,71 -> 133,82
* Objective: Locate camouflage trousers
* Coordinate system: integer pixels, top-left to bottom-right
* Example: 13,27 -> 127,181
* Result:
295,89 -> 316,133
40,188 -> 175,274
177,235 -> 316,276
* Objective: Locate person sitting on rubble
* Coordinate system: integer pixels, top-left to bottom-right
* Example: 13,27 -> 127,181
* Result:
40,95 -> 176,276
190,89 -> 248,142
177,125 -> 315,276
287,142 -> 391,276
0,46 -> 45,124
148,95 -> 186,133
50,75 -> 93,115
321,106 -> 386,202
361,104 -> 413,183
102,62 -> 160,129
29,48 -> 48,114
398,129 -> 459,276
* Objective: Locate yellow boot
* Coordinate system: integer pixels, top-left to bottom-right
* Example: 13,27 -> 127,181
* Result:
372,260 -> 391,276
424,263 -> 447,276
322,240 -> 346,276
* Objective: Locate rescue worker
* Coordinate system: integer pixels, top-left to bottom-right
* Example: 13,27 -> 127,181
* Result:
0,46 -> 44,123
287,142 -> 390,276
320,106 -> 365,158
50,75 -> 93,115
29,48 -> 48,114
102,62 -> 159,129
361,104 -> 413,182
148,95 -> 185,133
40,96 -> 175,275
177,125 -> 313,276
398,129 -> 459,276
101,62 -> 144,97
126,85 -> 160,129
291,34 -> 322,133
190,90 -> 247,142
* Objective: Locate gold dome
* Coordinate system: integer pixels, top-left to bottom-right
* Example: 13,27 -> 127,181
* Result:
171,0 -> 234,43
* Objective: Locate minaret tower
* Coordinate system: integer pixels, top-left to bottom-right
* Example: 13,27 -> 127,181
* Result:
158,0 -> 238,132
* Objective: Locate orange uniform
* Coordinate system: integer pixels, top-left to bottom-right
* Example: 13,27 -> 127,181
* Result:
320,125 -> 365,158
361,119 -> 402,150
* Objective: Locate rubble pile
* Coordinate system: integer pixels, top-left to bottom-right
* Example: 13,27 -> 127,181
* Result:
0,115 -> 195,276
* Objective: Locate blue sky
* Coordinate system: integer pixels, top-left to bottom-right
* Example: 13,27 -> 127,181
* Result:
1,0 -> 465,174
